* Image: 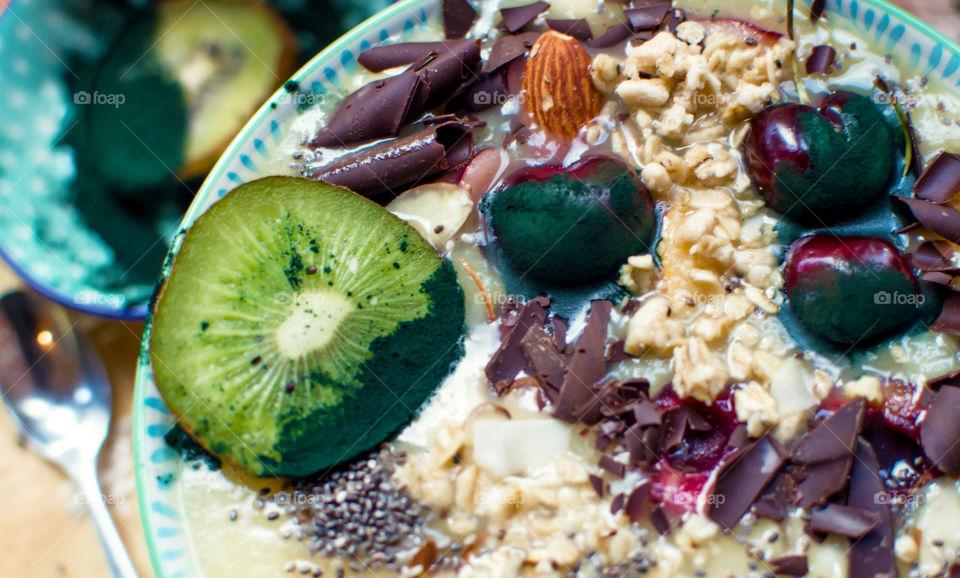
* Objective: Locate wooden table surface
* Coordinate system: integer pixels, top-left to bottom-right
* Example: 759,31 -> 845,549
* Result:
0,1 -> 957,577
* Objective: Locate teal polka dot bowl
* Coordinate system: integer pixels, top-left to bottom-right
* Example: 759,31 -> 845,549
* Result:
133,0 -> 960,576
0,0 -> 390,320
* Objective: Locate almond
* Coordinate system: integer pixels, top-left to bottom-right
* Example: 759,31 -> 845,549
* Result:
522,31 -> 603,138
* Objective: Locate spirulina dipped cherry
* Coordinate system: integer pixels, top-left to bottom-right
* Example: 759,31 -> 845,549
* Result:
743,91 -> 896,223
784,235 -> 919,346
485,156 -> 656,284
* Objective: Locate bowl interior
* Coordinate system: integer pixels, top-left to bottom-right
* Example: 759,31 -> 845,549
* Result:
133,0 -> 960,575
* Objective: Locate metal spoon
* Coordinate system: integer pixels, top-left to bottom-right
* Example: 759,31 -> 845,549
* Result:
0,290 -> 138,578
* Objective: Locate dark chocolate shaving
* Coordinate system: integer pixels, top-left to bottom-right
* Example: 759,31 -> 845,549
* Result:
810,0 -> 826,21
808,504 -> 879,538
895,195 -> 960,244
545,18 -> 593,41
443,0 -> 478,39
305,120 -> 473,197
624,4 -> 670,31
589,22 -> 634,48
633,400 -> 661,427
806,45 -> 836,74
358,42 -> 449,73
752,470 -> 796,523
770,555 -> 809,577
599,455 -> 626,478
499,1 -> 550,33
520,323 -> 567,396
553,300 -> 614,424
707,435 -> 789,530
906,110 -> 924,176
914,240 -> 960,273
922,271 -> 954,286
649,506 -> 672,534
610,493 -> 625,514
794,458 -> 855,510
932,292 -> 960,336
484,32 -> 540,72
413,39 -> 483,110
846,439 -> 897,578
485,297 -> 550,393
605,340 -> 630,363
589,474 -> 605,497
916,152 -> 960,204
311,71 -> 424,148
662,7 -> 686,33
921,385 -> 960,473
792,399 -> 864,465
625,482 -> 650,522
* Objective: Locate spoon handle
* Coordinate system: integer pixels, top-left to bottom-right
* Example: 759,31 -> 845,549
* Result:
74,460 -> 139,578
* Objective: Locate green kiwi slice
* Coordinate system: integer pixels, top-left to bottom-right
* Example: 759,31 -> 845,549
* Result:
86,0 -> 296,189
150,177 -> 465,477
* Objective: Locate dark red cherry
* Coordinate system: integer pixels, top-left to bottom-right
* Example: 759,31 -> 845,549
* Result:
784,235 -> 920,346
743,91 -> 896,223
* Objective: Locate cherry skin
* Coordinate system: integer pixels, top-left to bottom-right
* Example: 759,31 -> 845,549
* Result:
743,91 -> 896,223
484,156 -> 657,284
784,235 -> 920,346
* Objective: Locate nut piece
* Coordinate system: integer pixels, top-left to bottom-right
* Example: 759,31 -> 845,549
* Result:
522,31 -> 603,138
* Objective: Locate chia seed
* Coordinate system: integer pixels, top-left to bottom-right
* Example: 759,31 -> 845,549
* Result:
266,449 -> 433,571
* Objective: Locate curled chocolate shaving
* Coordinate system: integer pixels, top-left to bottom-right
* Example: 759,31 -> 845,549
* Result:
485,297 -> 550,393
499,1 -> 550,33
589,22 -> 634,48
932,292 -> 960,336
810,0 -> 826,21
916,152 -> 960,204
312,40 -> 481,148
921,385 -> 960,473
808,504 -> 879,538
707,435 -> 789,531
357,42 -> 449,73
806,45 -> 836,74
846,439 -> 897,578
770,555 -> 809,577
443,0 -> 478,39
305,120 -> 473,197
895,195 -> 960,244
914,240 -> 960,273
545,18 -> 592,41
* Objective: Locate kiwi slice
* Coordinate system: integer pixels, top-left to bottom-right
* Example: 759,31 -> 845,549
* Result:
150,177 -> 465,477
87,0 -> 296,189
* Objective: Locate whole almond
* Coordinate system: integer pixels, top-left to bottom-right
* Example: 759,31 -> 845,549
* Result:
522,31 -> 603,138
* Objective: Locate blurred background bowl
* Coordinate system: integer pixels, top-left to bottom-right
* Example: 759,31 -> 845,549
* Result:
0,0 -> 390,320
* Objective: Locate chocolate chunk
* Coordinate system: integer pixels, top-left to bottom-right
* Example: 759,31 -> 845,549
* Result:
794,458 -> 854,510
792,399 -> 865,465
649,506 -> 672,534
589,474 -> 605,497
752,470 -> 796,522
311,70 -> 423,147
484,32 -> 540,72
633,400 -> 661,427
624,3 -> 671,31
625,482 -> 651,522
589,22 -> 633,48
358,42 -> 448,72
599,455 -> 625,478
806,45 -> 837,74
895,195 -> 960,244
771,555 -> 809,576
707,436 -> 789,530
847,439 -> 897,578
932,293 -> 960,336
305,120 -> 473,197
443,0 -> 478,39
916,152 -> 960,204
553,300 -> 614,423
499,1 -> 550,33
810,0 -> 826,21
921,385 -> 960,473
914,240 -> 960,273
520,323 -> 567,394
809,504 -> 880,538
485,297 -> 550,393
545,18 -> 592,41
610,492 -> 625,514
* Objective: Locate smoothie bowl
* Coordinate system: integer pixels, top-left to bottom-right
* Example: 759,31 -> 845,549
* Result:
135,0 -> 960,576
